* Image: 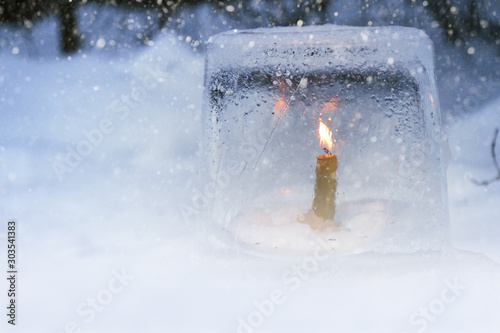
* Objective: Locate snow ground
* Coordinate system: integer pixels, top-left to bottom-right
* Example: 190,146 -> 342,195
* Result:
1,27 -> 500,332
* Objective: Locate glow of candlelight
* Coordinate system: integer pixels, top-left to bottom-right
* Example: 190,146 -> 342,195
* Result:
321,98 -> 339,113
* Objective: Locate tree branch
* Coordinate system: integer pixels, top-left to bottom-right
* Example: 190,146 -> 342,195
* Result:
471,128 -> 500,186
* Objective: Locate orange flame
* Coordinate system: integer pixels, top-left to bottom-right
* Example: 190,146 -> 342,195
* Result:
319,120 -> 333,153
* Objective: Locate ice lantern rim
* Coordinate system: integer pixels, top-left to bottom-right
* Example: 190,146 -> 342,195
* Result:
206,24 -> 436,76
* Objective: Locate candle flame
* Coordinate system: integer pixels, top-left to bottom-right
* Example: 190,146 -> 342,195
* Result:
319,120 -> 334,153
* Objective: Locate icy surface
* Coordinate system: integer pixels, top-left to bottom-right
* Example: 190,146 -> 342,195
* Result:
0,30 -> 499,332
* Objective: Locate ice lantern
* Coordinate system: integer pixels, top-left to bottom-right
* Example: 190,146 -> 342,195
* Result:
202,25 -> 449,256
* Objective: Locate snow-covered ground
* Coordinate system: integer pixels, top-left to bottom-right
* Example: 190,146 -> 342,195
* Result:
1,20 -> 500,333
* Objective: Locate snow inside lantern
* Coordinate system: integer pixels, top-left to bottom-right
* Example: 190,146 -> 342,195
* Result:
201,25 -> 449,255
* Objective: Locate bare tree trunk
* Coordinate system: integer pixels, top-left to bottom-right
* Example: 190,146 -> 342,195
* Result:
59,1 -> 80,54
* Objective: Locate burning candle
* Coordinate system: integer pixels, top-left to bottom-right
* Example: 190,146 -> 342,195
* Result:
312,121 -> 337,220
299,120 -> 338,229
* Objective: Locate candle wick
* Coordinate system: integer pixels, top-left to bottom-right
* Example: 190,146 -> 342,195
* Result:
323,147 -> 331,155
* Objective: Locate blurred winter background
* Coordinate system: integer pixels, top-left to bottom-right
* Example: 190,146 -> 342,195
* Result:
0,0 -> 499,332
